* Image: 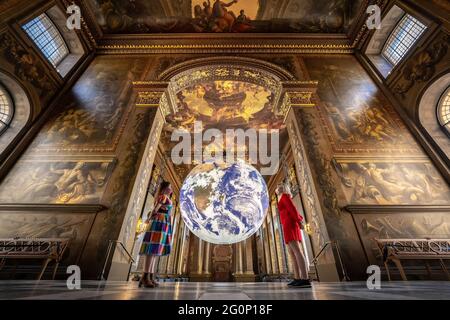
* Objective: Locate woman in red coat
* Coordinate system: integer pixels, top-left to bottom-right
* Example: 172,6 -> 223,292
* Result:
276,184 -> 311,288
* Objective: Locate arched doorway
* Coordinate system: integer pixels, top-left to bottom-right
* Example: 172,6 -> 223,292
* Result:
109,57 -> 333,282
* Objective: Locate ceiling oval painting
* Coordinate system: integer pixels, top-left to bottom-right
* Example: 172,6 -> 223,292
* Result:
164,65 -> 286,132
171,80 -> 282,130
88,0 -> 365,34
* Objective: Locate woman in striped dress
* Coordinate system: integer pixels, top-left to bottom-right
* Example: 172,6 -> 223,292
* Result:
139,181 -> 173,288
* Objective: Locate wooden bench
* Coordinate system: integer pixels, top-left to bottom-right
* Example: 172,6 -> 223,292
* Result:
0,238 -> 70,280
374,238 -> 450,281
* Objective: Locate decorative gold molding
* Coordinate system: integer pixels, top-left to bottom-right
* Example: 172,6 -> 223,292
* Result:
96,43 -> 354,54
345,205 -> 450,214
333,155 -> 431,163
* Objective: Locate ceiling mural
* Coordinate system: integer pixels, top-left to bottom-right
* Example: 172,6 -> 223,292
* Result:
88,0 -> 364,34
167,80 -> 284,131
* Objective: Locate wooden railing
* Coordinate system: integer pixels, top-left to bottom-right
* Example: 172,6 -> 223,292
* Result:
0,238 -> 70,280
374,238 -> 450,281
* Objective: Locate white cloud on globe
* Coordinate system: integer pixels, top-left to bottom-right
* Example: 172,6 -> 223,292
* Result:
179,161 -> 270,245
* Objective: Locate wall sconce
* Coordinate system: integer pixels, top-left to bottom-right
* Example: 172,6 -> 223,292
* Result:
136,218 -> 149,234
305,223 -> 313,236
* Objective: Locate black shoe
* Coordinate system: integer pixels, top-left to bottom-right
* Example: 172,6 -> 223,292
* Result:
290,279 -> 312,288
288,279 -> 300,286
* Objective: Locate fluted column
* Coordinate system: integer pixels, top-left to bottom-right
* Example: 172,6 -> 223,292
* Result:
244,239 -> 254,275
197,239 -> 204,274
203,241 -> 211,275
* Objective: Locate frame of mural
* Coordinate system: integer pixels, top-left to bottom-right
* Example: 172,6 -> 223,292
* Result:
0,159 -> 116,204
299,55 -> 423,155
334,159 -> 450,205
28,57 -> 152,153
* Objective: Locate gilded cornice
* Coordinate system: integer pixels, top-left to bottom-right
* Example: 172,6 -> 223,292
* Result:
96,43 -> 354,54
69,0 -> 382,54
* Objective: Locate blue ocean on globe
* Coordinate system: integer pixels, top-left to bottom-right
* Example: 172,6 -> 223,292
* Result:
179,161 -> 270,244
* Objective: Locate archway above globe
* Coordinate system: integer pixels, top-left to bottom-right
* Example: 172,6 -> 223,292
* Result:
179,162 -> 269,245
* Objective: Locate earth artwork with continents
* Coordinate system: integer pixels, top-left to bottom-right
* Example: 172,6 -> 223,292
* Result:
180,162 -> 269,244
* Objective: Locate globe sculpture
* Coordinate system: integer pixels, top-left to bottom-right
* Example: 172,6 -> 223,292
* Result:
180,162 -> 269,245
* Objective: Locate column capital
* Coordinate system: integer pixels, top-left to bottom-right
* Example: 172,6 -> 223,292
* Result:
132,81 -> 177,118
277,81 -> 319,122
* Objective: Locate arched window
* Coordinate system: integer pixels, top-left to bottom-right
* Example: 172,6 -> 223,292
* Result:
22,13 -> 69,68
382,14 -> 427,67
0,84 -> 14,135
438,87 -> 450,135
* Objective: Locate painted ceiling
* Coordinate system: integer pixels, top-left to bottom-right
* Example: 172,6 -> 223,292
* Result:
160,74 -> 289,180
88,0 -> 365,34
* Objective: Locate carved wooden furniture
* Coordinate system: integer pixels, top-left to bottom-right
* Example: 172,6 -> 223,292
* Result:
374,238 -> 450,281
0,238 -> 70,280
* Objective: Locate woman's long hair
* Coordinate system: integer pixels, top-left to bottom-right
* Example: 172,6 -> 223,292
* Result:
159,181 -> 173,197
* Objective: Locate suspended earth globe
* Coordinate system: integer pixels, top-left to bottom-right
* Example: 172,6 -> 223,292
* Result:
180,162 -> 269,244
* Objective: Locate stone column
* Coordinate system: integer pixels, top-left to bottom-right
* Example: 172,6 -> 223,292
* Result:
203,241 -> 212,276
108,82 -> 176,281
244,239 -> 254,274
282,82 -> 339,281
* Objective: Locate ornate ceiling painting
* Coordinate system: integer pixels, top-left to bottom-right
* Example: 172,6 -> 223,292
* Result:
161,64 -> 289,180
88,0 -> 365,34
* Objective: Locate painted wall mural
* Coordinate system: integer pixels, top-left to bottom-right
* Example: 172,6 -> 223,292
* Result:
302,56 -> 450,206
0,211 -> 96,265
393,34 -> 449,96
334,161 -> 450,205
303,56 -> 421,154
0,55 -> 155,278
87,0 -> 364,33
29,57 -> 149,152
0,161 -> 115,204
0,33 -> 57,101
353,212 -> 450,265
0,57 -> 149,205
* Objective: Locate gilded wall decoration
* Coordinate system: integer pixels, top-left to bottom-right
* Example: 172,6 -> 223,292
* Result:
287,119 -> 327,253
30,57 -> 149,152
87,0 -> 364,34
393,34 -> 450,96
353,213 -> 450,265
303,56 -> 419,154
251,56 -> 301,80
0,161 -> 115,204
120,109 -> 164,259
335,161 -> 450,205
296,109 -> 341,218
97,109 -> 155,262
0,33 -> 56,98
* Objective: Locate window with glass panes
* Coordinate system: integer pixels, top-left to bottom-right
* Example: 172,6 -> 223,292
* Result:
22,13 -> 69,67
382,14 -> 427,66
438,87 -> 450,135
0,84 -> 13,135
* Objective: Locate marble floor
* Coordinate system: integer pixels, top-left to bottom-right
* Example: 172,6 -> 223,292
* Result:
0,281 -> 449,300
